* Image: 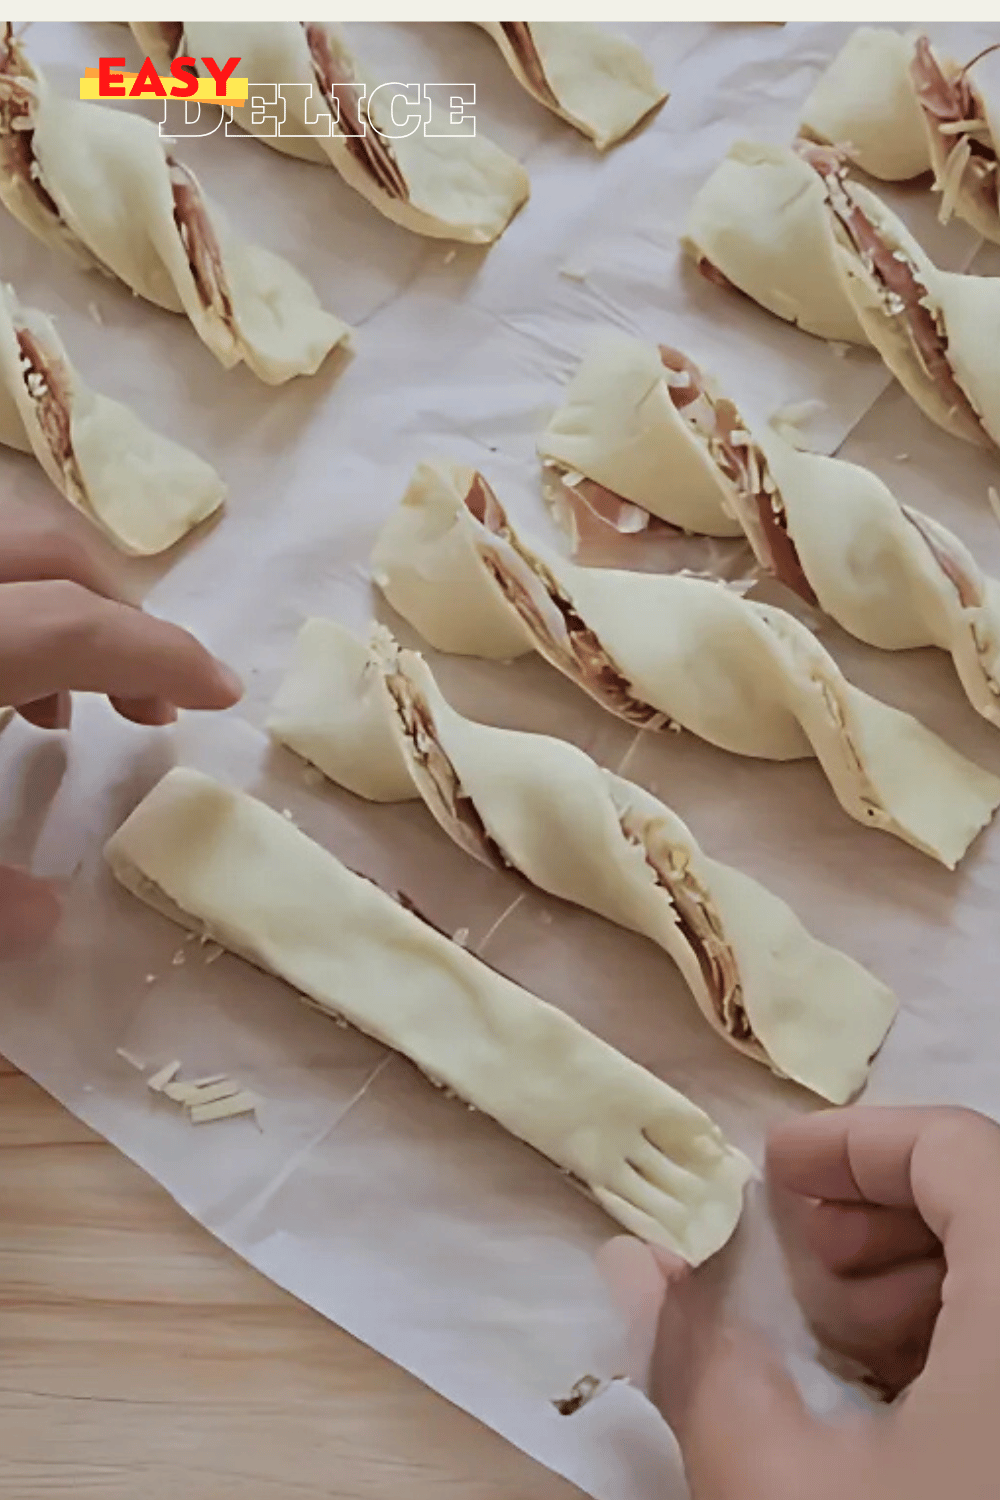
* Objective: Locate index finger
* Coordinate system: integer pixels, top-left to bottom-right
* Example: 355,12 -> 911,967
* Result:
0,507 -> 129,602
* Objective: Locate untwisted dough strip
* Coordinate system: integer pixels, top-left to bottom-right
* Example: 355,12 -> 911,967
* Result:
131,22 -> 530,245
371,460 -> 1000,868
478,23 -> 667,149
542,332 -> 1000,727
0,30 -> 349,385
800,27 -> 1000,244
268,617 -> 898,1103
105,765 -> 753,1263
681,138 -> 1000,452
0,280 -> 224,554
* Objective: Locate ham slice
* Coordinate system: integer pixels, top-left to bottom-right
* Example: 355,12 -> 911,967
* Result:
910,35 -> 999,220
303,21 -> 408,202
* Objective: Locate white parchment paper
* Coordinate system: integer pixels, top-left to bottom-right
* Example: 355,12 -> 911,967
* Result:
4,21 -> 1000,1500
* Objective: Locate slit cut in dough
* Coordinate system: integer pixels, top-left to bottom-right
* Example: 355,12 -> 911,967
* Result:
0,282 -> 224,554
0,30 -> 349,384
131,22 -> 530,245
269,618 -> 898,1104
105,766 -> 753,1264
371,460 -> 1000,868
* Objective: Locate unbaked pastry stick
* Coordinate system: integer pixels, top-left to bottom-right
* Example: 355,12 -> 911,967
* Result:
372,461 -> 1000,867
478,23 -> 666,149
106,766 -> 752,1262
800,28 -> 1000,244
537,333 -> 743,538
270,618 -> 898,1103
565,334 -> 1000,726
682,139 -> 1000,449
0,31 -> 348,384
0,282 -> 224,554
131,22 -> 529,244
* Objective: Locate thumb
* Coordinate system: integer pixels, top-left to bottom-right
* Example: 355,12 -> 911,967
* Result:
651,1265 -> 848,1500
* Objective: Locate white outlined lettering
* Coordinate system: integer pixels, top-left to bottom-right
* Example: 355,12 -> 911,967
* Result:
369,81 -> 421,141
423,83 -> 476,138
159,98 -> 222,137
276,81 -> 331,138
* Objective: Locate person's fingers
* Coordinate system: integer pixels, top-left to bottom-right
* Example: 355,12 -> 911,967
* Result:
0,865 -> 61,960
802,1255 -> 944,1399
0,581 -> 242,711
108,696 -> 178,727
595,1237 -> 674,1389
16,692 -> 72,731
803,1200 -> 941,1277
0,512 -> 126,600
652,1267 -> 851,1500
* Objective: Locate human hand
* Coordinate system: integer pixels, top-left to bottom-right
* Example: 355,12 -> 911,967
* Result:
0,504 -> 242,729
649,1107 -> 1000,1500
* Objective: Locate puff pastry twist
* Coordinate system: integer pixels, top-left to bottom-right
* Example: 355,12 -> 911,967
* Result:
0,30 -> 349,383
682,138 -> 1000,452
132,22 -> 530,244
371,461 -> 1000,867
800,27 -> 1000,245
0,281 -> 224,553
107,766 -> 753,1263
478,23 -> 667,149
269,618 -> 898,1103
544,333 -> 1000,729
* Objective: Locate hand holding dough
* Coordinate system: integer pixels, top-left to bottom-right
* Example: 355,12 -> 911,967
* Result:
372,461 -> 1000,867
132,22 -> 530,244
682,138 -> 1000,450
0,282 -> 224,554
564,334 -> 1000,728
800,27 -> 1000,244
269,618 -> 898,1104
0,31 -> 349,384
106,766 -> 752,1263
479,23 -> 666,149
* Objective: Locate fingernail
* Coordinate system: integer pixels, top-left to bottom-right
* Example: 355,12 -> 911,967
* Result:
215,661 -> 244,701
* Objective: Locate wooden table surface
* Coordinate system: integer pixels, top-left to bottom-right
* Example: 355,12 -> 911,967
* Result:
0,1055 -> 581,1499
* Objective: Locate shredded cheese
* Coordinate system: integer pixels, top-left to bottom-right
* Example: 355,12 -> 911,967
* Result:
189,1091 -> 257,1125
147,1059 -> 182,1092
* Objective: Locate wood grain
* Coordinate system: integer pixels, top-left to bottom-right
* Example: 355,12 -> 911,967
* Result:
0,1056 -> 580,1499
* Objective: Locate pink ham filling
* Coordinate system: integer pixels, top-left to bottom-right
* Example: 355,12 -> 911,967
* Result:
0,30 -> 61,224
303,22 -> 408,201
910,35 -> 999,214
798,142 -> 984,436
15,327 -> 75,477
168,158 -> 236,326
465,473 -> 672,729
499,23 -> 560,109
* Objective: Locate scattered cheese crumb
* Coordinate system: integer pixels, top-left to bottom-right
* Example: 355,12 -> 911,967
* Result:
115,1046 -> 146,1072
189,1091 -> 257,1125
202,943 -> 225,964
895,453 -> 910,462
443,248 -> 457,265
147,1059 -> 182,1093
829,341 -> 850,358
559,264 -> 588,282
165,1078 -> 241,1107
145,973 -> 157,985
171,948 -> 186,966
452,926 -> 470,947
281,808 -> 295,822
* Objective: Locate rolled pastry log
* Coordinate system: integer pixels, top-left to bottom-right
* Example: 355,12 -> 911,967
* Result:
131,23 -> 530,245
269,619 -> 898,1103
682,139 -> 1000,449
0,33 -> 349,384
537,332 -> 743,538
801,28 -> 1000,244
478,23 -> 667,149
106,765 -> 752,1262
372,461 -> 1000,867
0,282 -> 224,554
563,334 -> 1000,727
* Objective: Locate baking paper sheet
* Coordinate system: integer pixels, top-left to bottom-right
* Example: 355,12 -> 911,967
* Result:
4,20 -> 1000,1500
